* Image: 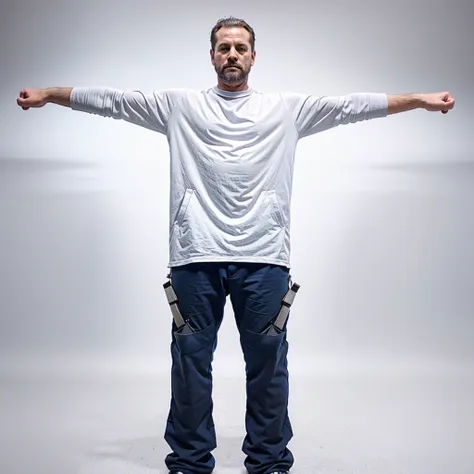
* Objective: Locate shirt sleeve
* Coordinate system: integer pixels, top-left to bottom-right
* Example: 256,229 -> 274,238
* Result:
280,92 -> 388,138
70,87 -> 185,134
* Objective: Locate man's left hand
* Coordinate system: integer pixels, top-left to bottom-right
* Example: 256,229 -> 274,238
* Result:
421,92 -> 455,114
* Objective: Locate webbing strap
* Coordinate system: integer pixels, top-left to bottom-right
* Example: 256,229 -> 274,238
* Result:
273,282 -> 300,330
163,280 -> 186,329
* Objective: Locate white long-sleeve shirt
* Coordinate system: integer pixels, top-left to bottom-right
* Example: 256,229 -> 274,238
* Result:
70,86 -> 388,268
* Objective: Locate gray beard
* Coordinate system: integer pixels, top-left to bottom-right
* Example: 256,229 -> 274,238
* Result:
217,66 -> 249,84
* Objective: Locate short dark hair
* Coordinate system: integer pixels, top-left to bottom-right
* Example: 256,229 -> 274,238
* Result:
210,17 -> 256,52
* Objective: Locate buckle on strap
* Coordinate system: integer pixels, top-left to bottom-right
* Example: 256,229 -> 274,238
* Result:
273,279 -> 300,331
163,276 -> 186,329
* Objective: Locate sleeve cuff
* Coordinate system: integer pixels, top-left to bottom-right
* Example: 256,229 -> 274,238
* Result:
369,93 -> 389,118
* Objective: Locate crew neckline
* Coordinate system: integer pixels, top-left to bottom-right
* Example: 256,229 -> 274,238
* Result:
212,86 -> 253,99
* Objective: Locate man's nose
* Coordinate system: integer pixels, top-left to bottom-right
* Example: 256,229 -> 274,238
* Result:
227,47 -> 238,60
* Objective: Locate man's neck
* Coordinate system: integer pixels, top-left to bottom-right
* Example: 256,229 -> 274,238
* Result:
217,81 -> 249,92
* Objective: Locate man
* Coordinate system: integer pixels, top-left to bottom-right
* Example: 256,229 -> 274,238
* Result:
17,15 -> 455,474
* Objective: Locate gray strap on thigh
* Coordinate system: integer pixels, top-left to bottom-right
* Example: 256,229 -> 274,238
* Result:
163,274 -> 186,329
273,276 -> 300,331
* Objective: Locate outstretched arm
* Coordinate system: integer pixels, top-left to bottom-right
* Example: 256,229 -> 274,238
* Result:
16,86 -> 180,134
387,92 -> 455,115
282,90 -> 455,139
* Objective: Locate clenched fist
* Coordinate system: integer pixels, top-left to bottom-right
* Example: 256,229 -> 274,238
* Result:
422,92 -> 455,114
17,88 -> 48,110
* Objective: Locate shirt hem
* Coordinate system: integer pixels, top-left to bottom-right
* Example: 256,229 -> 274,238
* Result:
167,255 -> 291,269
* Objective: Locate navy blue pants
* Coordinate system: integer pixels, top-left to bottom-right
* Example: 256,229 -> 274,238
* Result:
164,262 -> 294,474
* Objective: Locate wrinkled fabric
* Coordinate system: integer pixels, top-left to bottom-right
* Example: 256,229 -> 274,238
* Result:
71,86 -> 388,268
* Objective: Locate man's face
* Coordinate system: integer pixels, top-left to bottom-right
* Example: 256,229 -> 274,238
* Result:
210,27 -> 256,87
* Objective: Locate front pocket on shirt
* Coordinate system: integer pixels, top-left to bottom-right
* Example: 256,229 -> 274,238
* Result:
267,190 -> 285,228
175,188 -> 195,226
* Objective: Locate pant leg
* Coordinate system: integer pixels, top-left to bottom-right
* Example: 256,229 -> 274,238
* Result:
164,263 -> 228,474
228,263 -> 294,474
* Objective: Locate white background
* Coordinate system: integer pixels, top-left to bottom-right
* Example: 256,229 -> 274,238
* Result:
0,1 -> 473,473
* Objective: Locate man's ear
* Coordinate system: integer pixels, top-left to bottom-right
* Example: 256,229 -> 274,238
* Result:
210,49 -> 215,66
251,50 -> 257,66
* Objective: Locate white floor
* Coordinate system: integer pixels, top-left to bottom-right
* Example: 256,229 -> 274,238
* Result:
1,354 -> 473,474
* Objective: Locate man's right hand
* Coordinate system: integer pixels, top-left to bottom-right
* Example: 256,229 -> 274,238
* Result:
17,88 -> 48,110
16,87 -> 72,110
